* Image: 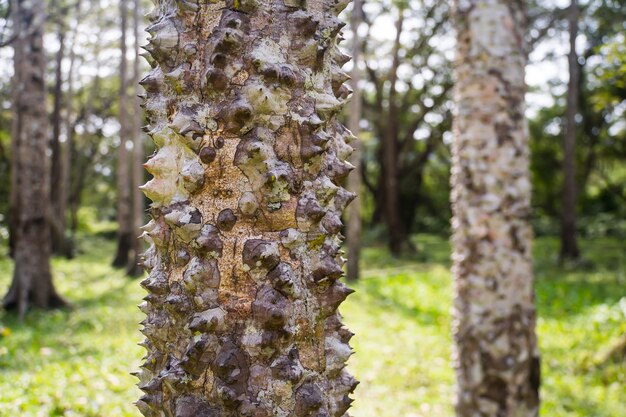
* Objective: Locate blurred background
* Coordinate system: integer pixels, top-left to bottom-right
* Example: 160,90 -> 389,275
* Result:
0,0 -> 624,416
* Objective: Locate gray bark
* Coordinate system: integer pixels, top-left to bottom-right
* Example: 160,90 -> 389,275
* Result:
136,0 -> 357,415
4,0 -> 66,319
451,1 -> 540,415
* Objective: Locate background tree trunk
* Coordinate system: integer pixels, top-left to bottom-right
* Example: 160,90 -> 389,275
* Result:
136,0 -> 357,415
451,1 -> 540,416
4,0 -> 66,319
113,0 -> 132,268
50,24 -> 67,255
127,0 -> 144,276
383,13 -> 407,256
560,0 -> 581,262
346,0 -> 362,282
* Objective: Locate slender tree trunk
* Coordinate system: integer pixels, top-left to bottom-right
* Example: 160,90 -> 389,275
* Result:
50,26 -> 67,255
59,2 -> 79,258
4,0 -> 66,319
127,0 -> 144,276
384,13 -> 405,256
346,0 -> 362,282
137,0 -> 357,415
560,0 -> 580,262
451,1 -> 540,416
113,0 -> 133,267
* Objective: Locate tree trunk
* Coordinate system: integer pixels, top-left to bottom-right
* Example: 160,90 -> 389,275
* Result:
136,0 -> 357,415
383,13 -> 406,256
127,0 -> 145,277
560,0 -> 580,262
50,26 -> 67,255
59,3 -> 79,258
451,1 -> 540,416
346,0 -> 362,282
4,0 -> 66,319
113,0 -> 133,268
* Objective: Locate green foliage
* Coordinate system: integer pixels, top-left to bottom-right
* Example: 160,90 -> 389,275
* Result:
0,234 -> 624,416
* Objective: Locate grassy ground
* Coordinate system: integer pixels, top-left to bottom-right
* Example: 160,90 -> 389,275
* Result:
0,234 -> 624,417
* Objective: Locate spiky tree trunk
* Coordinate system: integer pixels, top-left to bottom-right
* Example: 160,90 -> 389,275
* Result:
4,0 -> 66,319
128,0 -> 145,277
560,0 -> 580,262
113,0 -> 133,268
136,0 -> 357,415
451,1 -> 540,416
346,0 -> 362,282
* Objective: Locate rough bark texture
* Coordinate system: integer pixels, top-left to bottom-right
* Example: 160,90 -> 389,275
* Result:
4,0 -> 66,319
560,0 -> 580,262
451,1 -> 540,416
113,0 -> 133,268
346,0 -> 361,282
136,0 -> 357,415
128,0 -> 145,277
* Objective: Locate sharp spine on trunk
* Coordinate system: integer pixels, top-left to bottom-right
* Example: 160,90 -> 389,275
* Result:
136,0 -> 357,415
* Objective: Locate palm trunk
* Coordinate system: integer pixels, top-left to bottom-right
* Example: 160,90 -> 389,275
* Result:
127,0 -> 145,276
136,0 -> 357,415
113,0 -> 133,267
4,0 -> 66,319
451,1 -> 540,416
560,0 -> 580,262
346,0 -> 362,282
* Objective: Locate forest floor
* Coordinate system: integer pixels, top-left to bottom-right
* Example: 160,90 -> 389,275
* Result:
0,233 -> 624,417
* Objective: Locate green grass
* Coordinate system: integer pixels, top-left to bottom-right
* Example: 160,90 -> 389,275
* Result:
0,234 -> 624,416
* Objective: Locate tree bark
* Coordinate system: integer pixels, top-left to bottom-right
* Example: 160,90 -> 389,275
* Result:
4,0 -> 66,319
346,0 -> 362,282
113,0 -> 133,268
136,0 -> 357,415
560,0 -> 580,262
451,1 -> 540,416
127,0 -> 145,276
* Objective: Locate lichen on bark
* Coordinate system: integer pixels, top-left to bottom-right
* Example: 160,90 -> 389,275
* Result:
451,1 -> 540,416
136,0 -> 357,415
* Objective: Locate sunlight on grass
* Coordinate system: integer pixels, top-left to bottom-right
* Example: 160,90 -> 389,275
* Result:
0,234 -> 624,416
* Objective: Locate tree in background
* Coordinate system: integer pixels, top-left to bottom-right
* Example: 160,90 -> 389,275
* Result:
127,0 -> 145,277
346,0 -> 362,281
528,0 -> 626,241
113,0 -> 133,268
360,0 -> 452,256
451,1 -> 540,415
3,0 -> 66,318
49,0 -> 80,258
49,0 -> 67,256
560,0 -> 581,262
136,0 -> 356,414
